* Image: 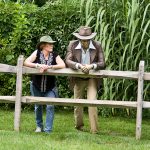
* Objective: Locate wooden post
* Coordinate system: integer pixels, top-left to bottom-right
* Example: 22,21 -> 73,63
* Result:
136,61 -> 144,140
14,55 -> 24,131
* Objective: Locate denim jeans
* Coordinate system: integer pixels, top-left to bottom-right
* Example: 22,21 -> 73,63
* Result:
30,82 -> 58,133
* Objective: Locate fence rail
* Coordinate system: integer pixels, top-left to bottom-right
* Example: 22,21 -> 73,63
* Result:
0,55 -> 150,140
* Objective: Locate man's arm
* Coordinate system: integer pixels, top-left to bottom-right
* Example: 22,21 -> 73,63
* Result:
65,41 -> 78,69
95,42 -> 106,70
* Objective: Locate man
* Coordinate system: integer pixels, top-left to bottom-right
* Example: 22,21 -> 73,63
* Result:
65,26 -> 105,133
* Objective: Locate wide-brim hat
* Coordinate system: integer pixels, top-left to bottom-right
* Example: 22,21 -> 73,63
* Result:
73,26 -> 96,40
37,35 -> 56,50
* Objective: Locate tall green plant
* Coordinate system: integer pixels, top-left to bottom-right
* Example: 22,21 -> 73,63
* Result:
80,0 -> 150,116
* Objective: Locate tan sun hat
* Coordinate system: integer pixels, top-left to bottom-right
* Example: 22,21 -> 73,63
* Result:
73,26 -> 96,40
37,35 -> 56,50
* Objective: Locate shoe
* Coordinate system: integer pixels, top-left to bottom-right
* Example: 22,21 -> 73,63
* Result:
75,126 -> 84,131
90,130 -> 98,134
35,127 -> 42,133
44,130 -> 51,134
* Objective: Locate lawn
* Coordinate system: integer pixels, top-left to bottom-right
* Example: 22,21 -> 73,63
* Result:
0,109 -> 150,150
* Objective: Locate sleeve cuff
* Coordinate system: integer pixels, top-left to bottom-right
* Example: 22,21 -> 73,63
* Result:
75,63 -> 80,69
93,64 -> 97,69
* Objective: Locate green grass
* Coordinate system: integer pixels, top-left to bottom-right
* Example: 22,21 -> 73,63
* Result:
0,109 -> 150,150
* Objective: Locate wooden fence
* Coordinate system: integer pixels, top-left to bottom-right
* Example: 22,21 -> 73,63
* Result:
0,55 -> 150,140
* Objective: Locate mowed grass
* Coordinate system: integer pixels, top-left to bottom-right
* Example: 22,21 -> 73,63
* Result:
0,109 -> 150,150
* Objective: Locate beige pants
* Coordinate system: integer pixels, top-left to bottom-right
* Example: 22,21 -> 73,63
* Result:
74,78 -> 98,133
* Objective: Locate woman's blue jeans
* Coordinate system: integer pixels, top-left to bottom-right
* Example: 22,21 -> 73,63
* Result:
30,82 -> 58,133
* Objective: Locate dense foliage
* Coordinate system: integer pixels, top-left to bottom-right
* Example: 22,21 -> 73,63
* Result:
0,0 -> 81,97
0,0 -> 149,117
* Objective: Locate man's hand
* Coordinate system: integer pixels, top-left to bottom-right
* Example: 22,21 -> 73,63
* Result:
78,64 -> 93,74
78,64 -> 88,74
78,64 -> 85,70
85,64 -> 93,70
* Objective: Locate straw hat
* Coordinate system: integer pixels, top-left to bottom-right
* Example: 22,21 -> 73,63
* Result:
37,35 -> 56,50
73,26 -> 96,40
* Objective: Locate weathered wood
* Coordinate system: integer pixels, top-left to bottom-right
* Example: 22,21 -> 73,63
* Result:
144,72 -> 150,81
0,58 -> 149,140
136,61 -> 144,140
98,70 -> 138,80
0,63 -> 17,73
0,95 -> 138,108
22,96 -> 137,108
14,55 -> 24,132
0,62 -> 149,80
23,67 -> 139,79
143,101 -> 150,108
0,96 -> 16,103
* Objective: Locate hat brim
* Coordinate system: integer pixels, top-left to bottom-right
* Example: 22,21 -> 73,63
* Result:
73,33 -> 96,40
37,41 -> 56,50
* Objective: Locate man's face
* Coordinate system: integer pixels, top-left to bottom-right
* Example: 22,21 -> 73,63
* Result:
80,40 -> 90,49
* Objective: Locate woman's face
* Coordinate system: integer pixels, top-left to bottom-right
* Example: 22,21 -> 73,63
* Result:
42,43 -> 53,52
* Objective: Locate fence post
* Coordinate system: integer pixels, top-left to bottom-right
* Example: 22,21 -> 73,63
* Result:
136,61 -> 144,140
14,55 -> 24,131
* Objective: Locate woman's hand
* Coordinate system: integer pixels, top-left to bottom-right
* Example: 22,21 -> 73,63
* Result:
37,64 -> 49,73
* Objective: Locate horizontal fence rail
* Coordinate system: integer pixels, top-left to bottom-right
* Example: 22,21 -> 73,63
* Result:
0,63 -> 17,73
23,66 -> 139,79
0,55 -> 150,140
0,96 -> 137,108
0,96 -> 16,103
22,97 -> 138,108
1,64 -> 150,80
1,96 -> 150,109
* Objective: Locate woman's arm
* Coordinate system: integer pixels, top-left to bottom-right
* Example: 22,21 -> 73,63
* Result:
24,50 -> 37,68
49,55 -> 66,69
24,50 -> 49,73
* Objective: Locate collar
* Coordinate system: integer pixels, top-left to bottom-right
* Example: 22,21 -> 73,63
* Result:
75,40 -> 96,50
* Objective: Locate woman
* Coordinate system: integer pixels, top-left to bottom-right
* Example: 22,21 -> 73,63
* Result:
24,35 -> 65,133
